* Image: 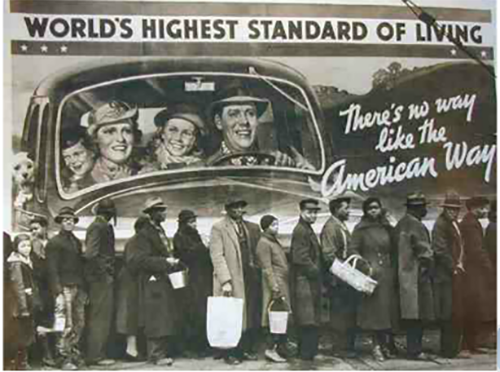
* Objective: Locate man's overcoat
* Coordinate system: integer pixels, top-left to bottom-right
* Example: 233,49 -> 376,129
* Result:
394,213 -> 434,321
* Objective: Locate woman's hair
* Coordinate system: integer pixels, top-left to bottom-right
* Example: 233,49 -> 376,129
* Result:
362,197 -> 382,216
13,234 -> 31,252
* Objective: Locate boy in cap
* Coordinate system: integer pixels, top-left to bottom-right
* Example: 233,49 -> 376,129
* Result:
46,207 -> 87,370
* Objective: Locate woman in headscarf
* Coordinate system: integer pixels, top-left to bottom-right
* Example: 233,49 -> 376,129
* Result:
173,209 -> 213,357
348,197 -> 398,362
142,104 -> 207,172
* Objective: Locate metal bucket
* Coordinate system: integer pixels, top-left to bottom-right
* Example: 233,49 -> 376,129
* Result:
169,269 -> 189,289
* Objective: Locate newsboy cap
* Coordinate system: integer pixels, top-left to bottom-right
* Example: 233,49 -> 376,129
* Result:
405,192 -> 428,207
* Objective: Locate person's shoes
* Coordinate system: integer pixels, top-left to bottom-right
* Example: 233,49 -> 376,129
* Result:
96,359 -> 116,366
124,353 -> 146,362
372,345 -> 386,362
241,352 -> 258,361
153,357 -> 173,366
42,357 -> 57,367
382,345 -> 398,359
407,352 -> 433,361
455,350 -> 472,359
224,356 -> 242,365
265,348 -> 287,363
61,362 -> 78,370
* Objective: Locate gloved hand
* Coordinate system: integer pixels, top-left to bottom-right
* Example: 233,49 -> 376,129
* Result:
222,282 -> 233,297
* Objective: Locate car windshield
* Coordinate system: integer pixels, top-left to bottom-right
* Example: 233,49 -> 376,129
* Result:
56,73 -> 323,197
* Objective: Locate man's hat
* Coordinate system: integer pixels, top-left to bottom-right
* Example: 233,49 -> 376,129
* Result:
178,209 -> 197,223
142,196 -> 168,214
154,104 -> 207,136
465,196 -> 489,210
300,198 -> 321,211
29,213 -> 49,226
92,198 -> 116,215
225,197 -> 248,210
209,80 -> 269,119
441,191 -> 462,208
260,214 -> 277,231
329,196 -> 351,210
54,206 -> 79,224
405,192 -> 428,207
87,100 -> 139,137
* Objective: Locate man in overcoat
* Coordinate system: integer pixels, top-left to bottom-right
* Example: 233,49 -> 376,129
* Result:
209,197 -> 262,365
394,192 -> 434,360
291,198 -> 323,361
46,207 -> 87,370
127,196 -> 180,366
320,196 -> 357,358
459,196 -> 494,354
84,199 -> 117,366
432,191 -> 465,358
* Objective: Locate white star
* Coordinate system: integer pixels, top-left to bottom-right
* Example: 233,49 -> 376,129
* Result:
60,45 -> 68,53
41,45 -> 48,53
481,50 -> 488,59
20,44 -> 28,52
450,49 -> 457,56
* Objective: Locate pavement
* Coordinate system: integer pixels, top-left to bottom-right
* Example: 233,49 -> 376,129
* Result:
36,330 -> 497,371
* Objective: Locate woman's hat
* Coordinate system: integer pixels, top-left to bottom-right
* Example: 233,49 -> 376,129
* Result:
178,209 -> 197,223
154,104 -> 207,136
441,191 -> 461,208
54,206 -> 79,224
87,100 -> 139,137
404,192 -> 428,207
142,196 -> 168,214
209,80 -> 269,119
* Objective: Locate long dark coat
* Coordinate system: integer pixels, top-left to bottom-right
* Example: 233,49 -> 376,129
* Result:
431,212 -> 464,322
291,218 -> 323,326
127,220 -> 181,338
255,232 -> 291,327
209,216 -> 262,331
320,215 -> 357,331
116,233 -> 142,336
460,212 -> 495,322
394,213 -> 434,321
484,220 -> 497,316
173,224 -> 213,346
348,217 -> 398,331
31,238 -> 53,327
84,216 -> 116,282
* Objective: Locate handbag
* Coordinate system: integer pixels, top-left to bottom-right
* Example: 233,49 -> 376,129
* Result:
329,255 -> 378,294
206,296 -> 244,349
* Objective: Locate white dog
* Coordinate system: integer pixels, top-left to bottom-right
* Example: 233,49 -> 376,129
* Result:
12,152 -> 35,210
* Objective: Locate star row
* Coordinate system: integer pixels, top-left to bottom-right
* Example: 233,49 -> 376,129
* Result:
19,44 -> 68,53
450,48 -> 489,59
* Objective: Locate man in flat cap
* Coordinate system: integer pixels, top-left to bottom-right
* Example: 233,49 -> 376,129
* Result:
291,199 -> 323,361
320,196 -> 357,358
85,199 -> 118,367
126,196 -> 181,366
459,196 -> 494,355
209,197 -> 262,365
431,191 -> 465,359
46,207 -> 87,370
394,192 -> 434,360
206,80 -> 313,169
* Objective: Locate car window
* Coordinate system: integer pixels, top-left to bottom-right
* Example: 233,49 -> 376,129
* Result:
56,73 -> 323,197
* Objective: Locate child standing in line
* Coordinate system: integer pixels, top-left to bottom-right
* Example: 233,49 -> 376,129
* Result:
7,234 -> 39,370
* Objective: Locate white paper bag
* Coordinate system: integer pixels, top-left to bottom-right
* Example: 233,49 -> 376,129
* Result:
206,296 -> 244,349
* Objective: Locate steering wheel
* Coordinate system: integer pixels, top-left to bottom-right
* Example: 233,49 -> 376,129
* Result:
208,152 -> 276,166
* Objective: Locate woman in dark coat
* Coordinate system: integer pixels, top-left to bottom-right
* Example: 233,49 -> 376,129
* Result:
116,216 -> 149,361
348,197 -> 398,362
173,210 -> 213,357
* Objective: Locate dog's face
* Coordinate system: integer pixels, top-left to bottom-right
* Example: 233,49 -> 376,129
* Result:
12,152 -> 35,187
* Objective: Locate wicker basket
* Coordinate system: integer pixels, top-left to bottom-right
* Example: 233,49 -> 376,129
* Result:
329,255 -> 378,295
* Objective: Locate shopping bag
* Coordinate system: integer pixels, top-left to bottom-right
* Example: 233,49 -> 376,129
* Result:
206,296 -> 244,349
329,255 -> 378,294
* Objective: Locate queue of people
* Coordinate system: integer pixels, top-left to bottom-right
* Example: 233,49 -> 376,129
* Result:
3,191 -> 496,370
60,80 -> 315,194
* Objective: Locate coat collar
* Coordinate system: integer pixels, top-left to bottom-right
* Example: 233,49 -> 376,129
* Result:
7,251 -> 33,269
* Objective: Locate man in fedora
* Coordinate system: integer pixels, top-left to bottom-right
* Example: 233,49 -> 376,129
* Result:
394,192 -> 434,360
291,199 -> 323,361
127,196 -> 181,366
84,199 -> 118,366
459,196 -> 494,355
209,197 -> 262,365
432,191 -> 465,358
320,196 -> 358,358
46,207 -> 87,370
206,80 -> 313,169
